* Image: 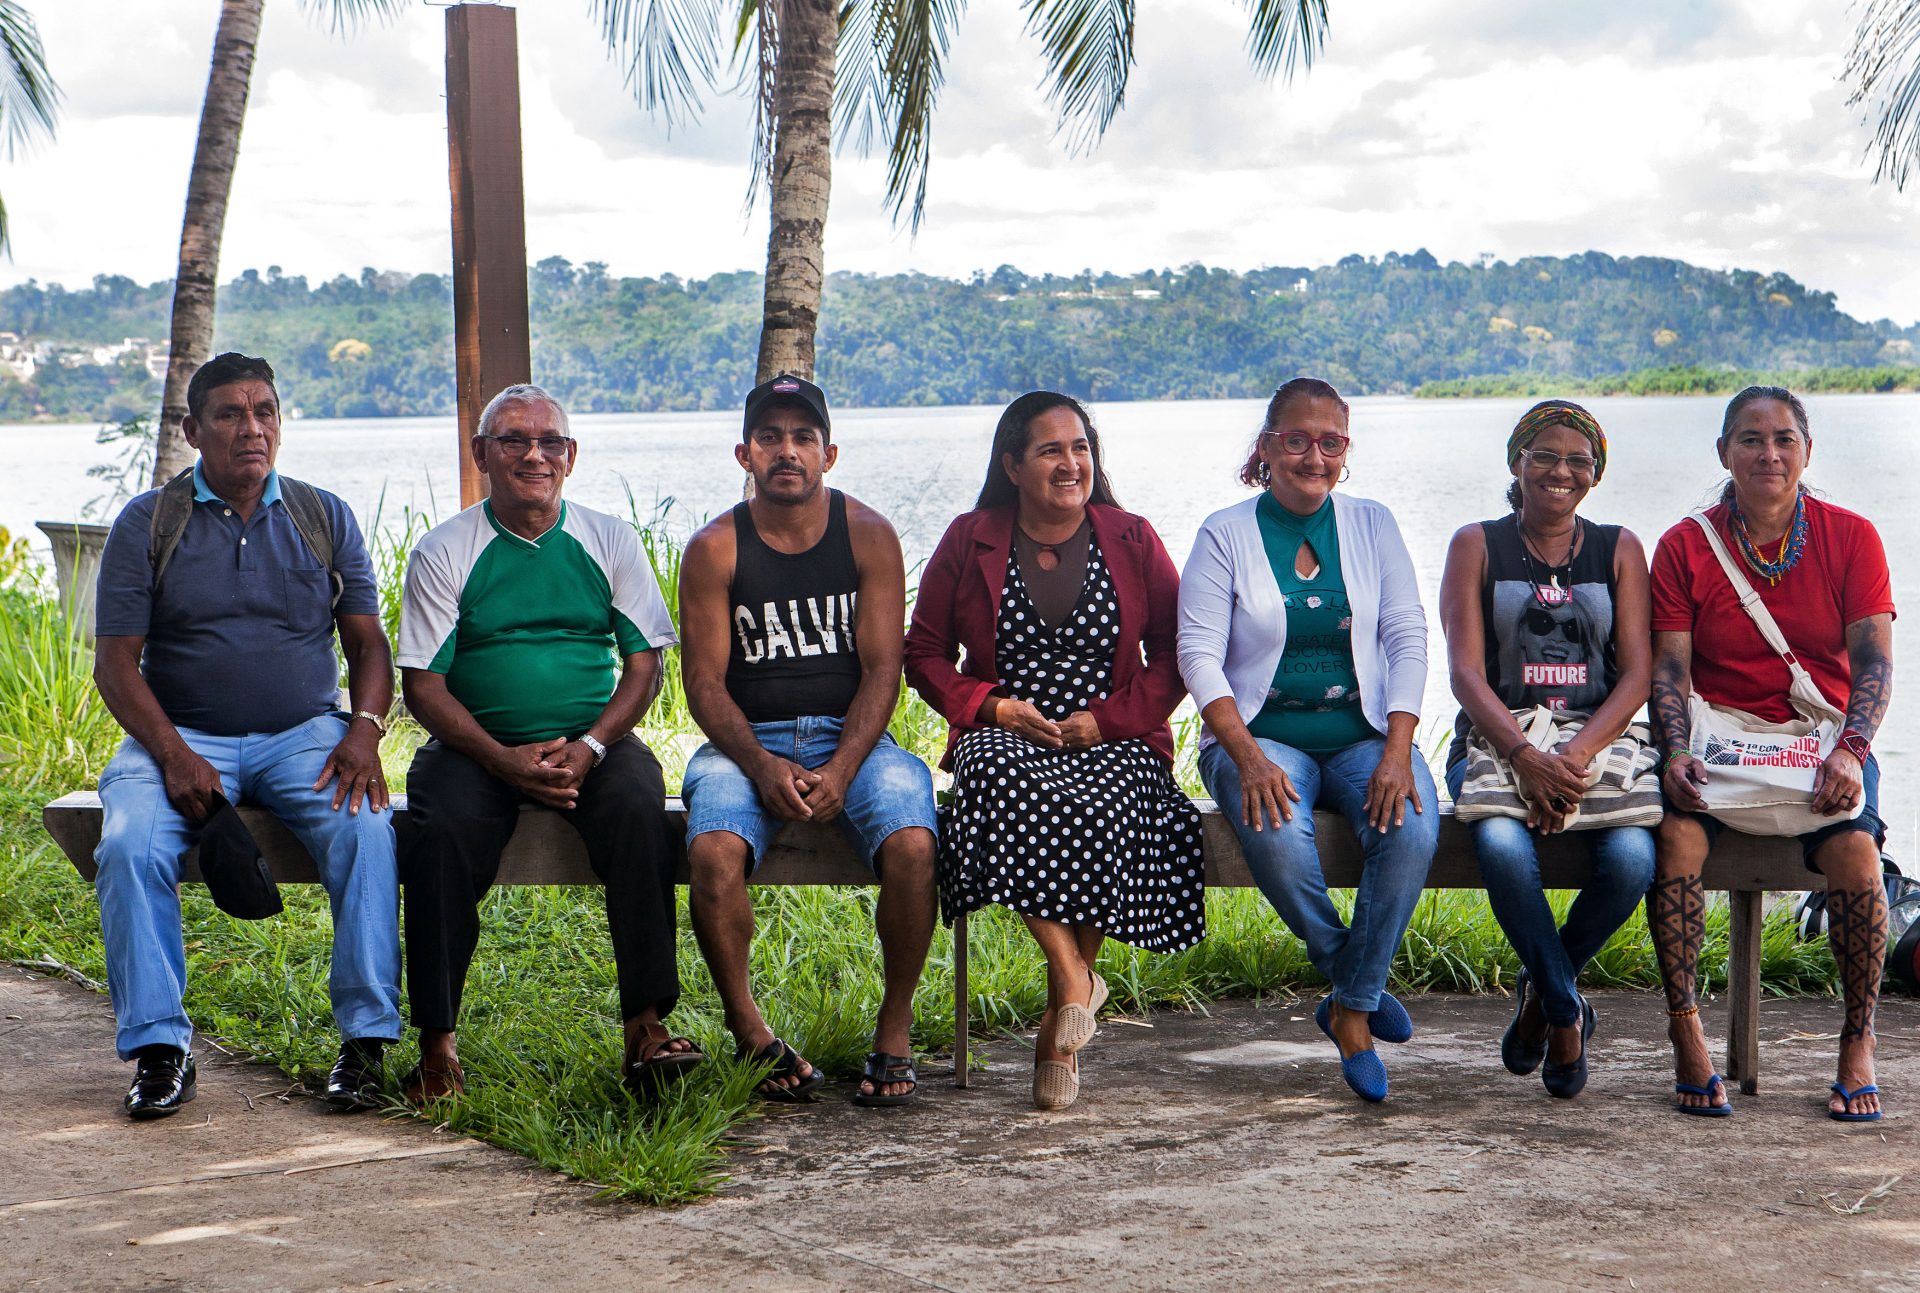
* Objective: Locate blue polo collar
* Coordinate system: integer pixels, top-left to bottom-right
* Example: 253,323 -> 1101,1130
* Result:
193,461 -> 282,508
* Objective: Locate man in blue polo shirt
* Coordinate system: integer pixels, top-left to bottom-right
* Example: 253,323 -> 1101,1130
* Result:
92,352 -> 401,1120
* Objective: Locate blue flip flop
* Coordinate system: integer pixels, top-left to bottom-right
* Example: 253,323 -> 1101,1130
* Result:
1829,1081 -> 1884,1122
1316,995 -> 1389,1103
1674,1072 -> 1733,1117
1369,990 -> 1414,1045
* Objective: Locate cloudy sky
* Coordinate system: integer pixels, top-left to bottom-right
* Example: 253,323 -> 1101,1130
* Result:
4,0 -> 1917,323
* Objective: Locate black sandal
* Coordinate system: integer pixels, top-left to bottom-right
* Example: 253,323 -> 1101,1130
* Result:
738,1037 -> 826,1103
851,1051 -> 918,1107
624,1032 -> 704,1096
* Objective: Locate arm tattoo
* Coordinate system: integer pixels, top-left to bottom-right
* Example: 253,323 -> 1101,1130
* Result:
1648,874 -> 1706,1012
1826,885 -> 1887,1044
1843,618 -> 1894,742
1650,656 -> 1692,760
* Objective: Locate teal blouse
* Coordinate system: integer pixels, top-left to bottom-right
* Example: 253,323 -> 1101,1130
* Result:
1247,492 -> 1380,753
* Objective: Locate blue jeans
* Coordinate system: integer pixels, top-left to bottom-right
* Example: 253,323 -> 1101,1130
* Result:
1200,737 -> 1439,1011
1446,761 -> 1655,1027
94,712 -> 402,1059
682,717 -> 938,873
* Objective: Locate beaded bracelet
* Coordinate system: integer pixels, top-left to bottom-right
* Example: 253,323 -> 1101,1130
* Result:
1662,749 -> 1691,772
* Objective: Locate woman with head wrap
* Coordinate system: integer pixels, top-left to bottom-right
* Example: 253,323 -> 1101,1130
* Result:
1179,378 -> 1437,1104
1439,399 -> 1655,1099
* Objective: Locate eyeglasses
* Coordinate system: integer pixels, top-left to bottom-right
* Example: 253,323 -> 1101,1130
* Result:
1522,448 -> 1597,477
1268,431 -> 1351,456
480,434 -> 573,457
1523,607 -> 1582,641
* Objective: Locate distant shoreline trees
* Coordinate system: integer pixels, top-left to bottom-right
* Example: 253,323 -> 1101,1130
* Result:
4,249 -> 1917,422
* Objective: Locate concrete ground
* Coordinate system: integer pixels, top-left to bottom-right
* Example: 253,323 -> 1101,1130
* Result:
4,963 -> 1917,1293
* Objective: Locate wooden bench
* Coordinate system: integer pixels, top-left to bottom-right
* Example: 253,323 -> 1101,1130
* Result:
41,791 -> 1811,1094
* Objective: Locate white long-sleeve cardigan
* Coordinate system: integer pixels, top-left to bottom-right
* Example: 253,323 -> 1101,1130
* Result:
1177,491 -> 1429,752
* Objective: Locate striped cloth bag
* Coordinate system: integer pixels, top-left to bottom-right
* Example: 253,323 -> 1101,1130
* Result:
1455,706 -> 1664,830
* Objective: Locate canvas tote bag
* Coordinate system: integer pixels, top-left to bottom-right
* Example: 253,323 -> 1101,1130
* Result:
1683,511 -> 1863,836
1454,705 -> 1664,830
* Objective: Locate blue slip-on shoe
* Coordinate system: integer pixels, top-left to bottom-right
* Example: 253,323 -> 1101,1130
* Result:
1501,971 -> 1547,1076
1673,1072 -> 1733,1117
1369,989 -> 1414,1045
1540,996 -> 1597,1100
1829,1082 -> 1884,1122
1316,995 -> 1390,1103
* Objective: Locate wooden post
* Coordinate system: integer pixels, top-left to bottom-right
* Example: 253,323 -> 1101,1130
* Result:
1727,887 -> 1764,1095
954,912 -> 970,1089
445,3 -> 531,508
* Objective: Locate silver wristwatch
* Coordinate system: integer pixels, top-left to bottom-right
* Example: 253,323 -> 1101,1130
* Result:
578,733 -> 608,765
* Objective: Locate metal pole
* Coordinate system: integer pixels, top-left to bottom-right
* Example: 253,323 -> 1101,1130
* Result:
445,3 -> 531,509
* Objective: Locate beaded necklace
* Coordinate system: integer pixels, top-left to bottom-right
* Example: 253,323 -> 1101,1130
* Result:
1728,490 -> 1808,586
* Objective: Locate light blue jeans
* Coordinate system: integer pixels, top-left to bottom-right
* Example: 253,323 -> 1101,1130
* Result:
1200,737 -> 1439,1012
1445,761 -> 1655,1027
94,712 -> 402,1059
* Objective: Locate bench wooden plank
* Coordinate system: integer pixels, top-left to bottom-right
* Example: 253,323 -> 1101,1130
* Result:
40,790 -> 1814,1095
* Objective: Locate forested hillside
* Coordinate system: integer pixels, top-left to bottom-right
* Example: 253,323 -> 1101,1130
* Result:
4,249 -> 1916,421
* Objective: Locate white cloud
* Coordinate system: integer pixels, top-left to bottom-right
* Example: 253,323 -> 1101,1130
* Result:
1,0 -> 1916,324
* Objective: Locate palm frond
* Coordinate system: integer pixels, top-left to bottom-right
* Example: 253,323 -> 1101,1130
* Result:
1240,0 -> 1328,82
743,0 -> 781,206
295,0 -> 409,38
592,0 -> 729,130
1847,0 -> 1920,190
834,0 -> 888,159
1020,0 -> 1133,155
876,0 -> 964,229
0,0 -> 58,158
0,0 -> 59,259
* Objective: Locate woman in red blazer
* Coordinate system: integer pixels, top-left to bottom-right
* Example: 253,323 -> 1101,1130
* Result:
905,391 -> 1203,1111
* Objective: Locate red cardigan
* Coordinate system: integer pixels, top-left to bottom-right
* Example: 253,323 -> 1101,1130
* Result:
904,503 -> 1186,769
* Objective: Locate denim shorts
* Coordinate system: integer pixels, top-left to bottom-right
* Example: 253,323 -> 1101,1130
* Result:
682,716 -> 938,874
1678,753 -> 1886,873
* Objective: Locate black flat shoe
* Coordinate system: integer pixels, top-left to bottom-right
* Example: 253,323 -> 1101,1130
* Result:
324,1038 -> 389,1111
125,1046 -> 197,1120
1541,996 -> 1597,1100
1501,971 -> 1547,1076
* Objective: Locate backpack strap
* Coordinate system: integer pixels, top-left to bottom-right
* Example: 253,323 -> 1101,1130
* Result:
278,477 -> 343,610
148,468 -> 342,610
146,468 -> 199,586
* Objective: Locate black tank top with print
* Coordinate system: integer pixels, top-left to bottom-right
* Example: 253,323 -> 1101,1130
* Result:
726,490 -> 862,722
1448,514 -> 1621,767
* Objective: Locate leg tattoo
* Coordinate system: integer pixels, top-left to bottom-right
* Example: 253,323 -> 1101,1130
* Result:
1649,874 -> 1706,1012
1826,886 -> 1888,1044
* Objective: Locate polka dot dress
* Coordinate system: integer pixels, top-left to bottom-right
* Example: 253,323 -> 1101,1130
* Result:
939,537 -> 1205,951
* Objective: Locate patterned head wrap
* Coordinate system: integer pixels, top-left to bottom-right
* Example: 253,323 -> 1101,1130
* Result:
1506,400 -> 1606,479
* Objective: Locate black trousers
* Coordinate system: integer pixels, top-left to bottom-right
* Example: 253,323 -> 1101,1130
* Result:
399,736 -> 679,1032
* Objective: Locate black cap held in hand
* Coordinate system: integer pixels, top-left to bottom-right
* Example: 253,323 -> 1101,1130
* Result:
195,793 -> 283,921
742,373 -> 831,439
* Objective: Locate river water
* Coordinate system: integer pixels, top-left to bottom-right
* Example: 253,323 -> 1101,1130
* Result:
9,392 -> 1917,857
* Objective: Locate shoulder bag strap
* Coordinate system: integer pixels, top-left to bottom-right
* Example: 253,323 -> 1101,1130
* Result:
277,477 -> 343,610
146,468 -> 199,585
1686,510 -> 1839,724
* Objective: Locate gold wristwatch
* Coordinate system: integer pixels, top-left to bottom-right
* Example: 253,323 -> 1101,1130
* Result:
352,709 -> 390,737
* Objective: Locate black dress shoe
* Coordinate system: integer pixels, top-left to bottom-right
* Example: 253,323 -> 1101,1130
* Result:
125,1046 -> 196,1120
324,1038 -> 389,1111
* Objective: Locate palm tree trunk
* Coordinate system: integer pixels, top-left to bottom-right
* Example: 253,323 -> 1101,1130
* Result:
151,0 -> 263,486
753,0 -> 836,383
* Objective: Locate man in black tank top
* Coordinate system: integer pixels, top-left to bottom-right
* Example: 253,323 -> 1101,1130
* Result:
680,374 -> 938,1106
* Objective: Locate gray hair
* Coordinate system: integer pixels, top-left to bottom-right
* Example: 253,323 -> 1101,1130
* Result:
476,383 -> 569,439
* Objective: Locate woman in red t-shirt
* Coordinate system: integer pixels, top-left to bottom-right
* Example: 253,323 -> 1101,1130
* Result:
1647,386 -> 1896,1120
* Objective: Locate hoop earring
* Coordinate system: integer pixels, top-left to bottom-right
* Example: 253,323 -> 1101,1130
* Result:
1339,465 -> 1351,484
1257,460 -> 1271,485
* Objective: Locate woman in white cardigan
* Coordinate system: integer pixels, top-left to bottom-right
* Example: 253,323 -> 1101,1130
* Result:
1179,378 -> 1437,1103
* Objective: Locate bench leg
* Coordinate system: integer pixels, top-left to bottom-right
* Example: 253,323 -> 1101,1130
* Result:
954,911 -> 970,1089
1727,888 -> 1763,1096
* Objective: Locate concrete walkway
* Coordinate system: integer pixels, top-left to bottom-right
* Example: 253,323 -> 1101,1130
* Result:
4,963 -> 1918,1291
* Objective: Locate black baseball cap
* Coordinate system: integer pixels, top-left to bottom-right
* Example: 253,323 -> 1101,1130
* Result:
742,373 -> 831,439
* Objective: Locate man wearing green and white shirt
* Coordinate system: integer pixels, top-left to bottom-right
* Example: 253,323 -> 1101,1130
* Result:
396,384 -> 698,1102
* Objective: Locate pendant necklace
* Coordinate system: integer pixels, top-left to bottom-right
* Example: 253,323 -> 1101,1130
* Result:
1520,518 -> 1578,603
